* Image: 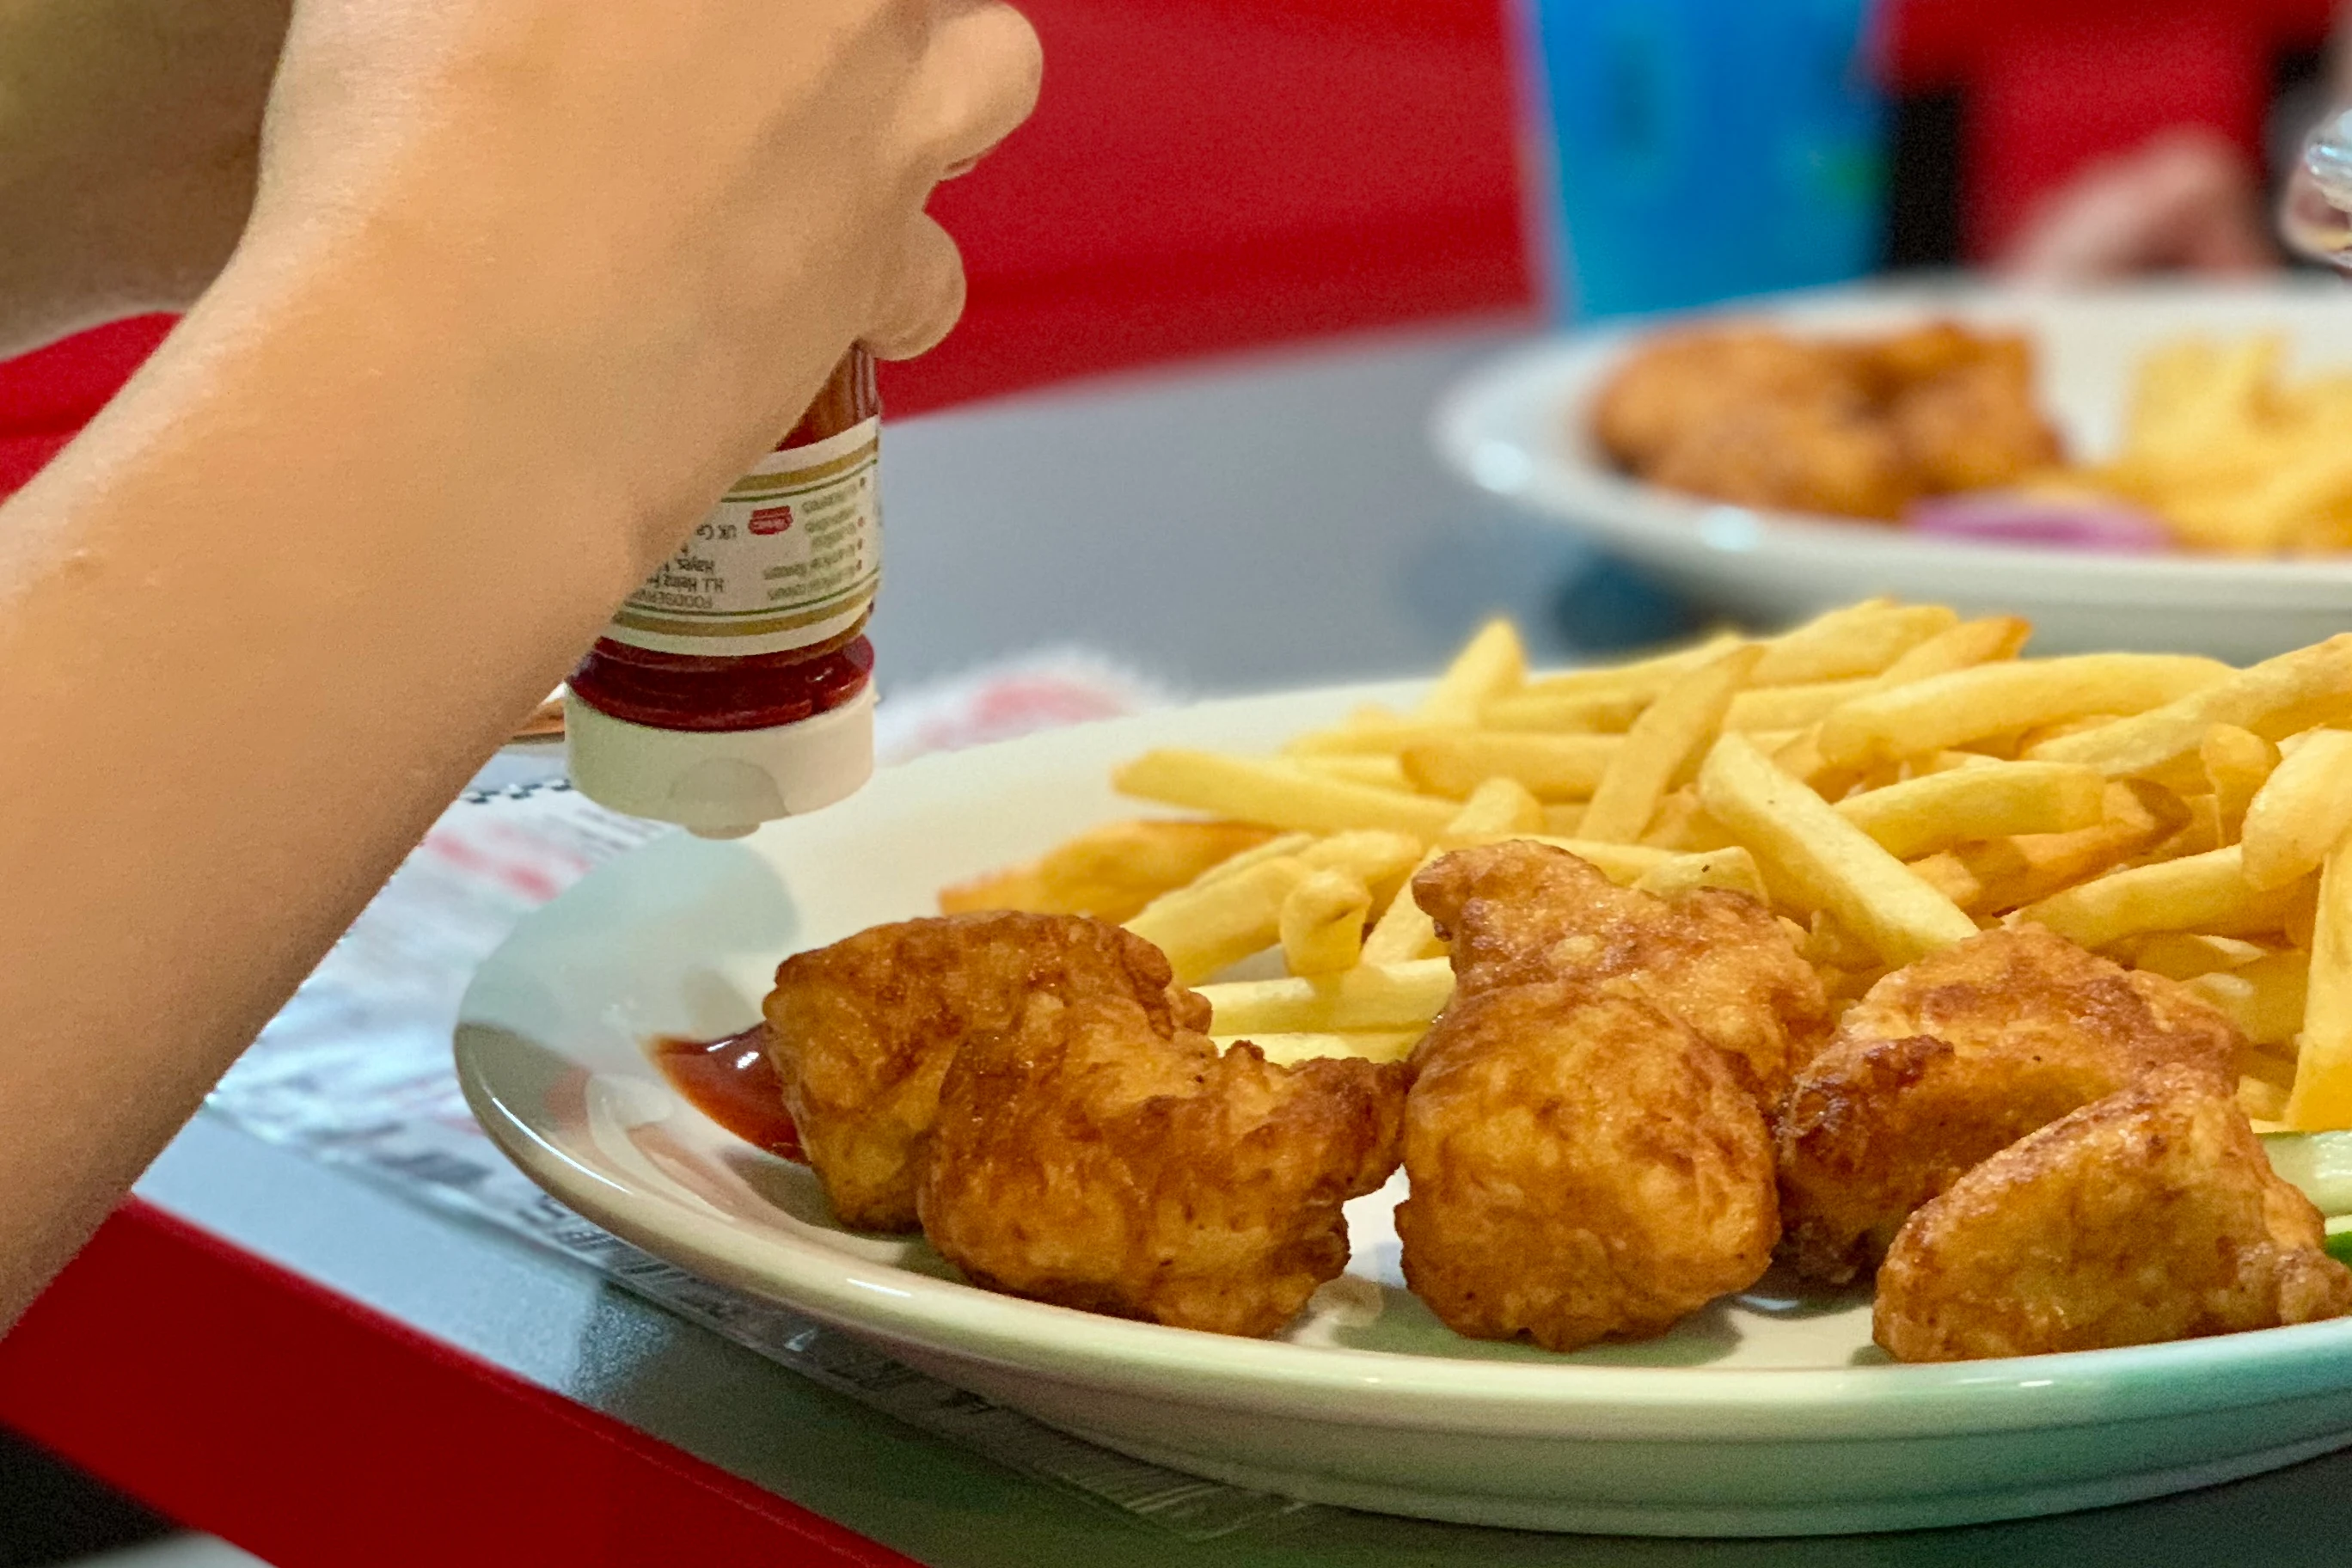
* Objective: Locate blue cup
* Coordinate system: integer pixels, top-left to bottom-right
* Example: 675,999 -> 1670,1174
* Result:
1518,0 -> 1889,321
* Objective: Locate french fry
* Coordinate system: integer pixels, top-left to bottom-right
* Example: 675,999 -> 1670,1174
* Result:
1358,889 -> 1440,964
1479,689 -> 1648,733
1816,655 -> 2231,767
2287,831 -> 2352,1129
1126,857 -> 1308,983
1279,868 -> 1373,976
1192,831 -> 1316,885
935,864 -> 1052,918
1521,632 -> 1743,700
1118,750 -> 1459,836
2189,949 -> 2311,1048
1902,750 -> 2006,778
1912,780 -> 2189,914
2242,1073 -> 2292,1124
1214,1031 -> 1423,1065
1578,645 -> 1764,842
1286,720 -> 1484,756
2240,729 -> 2352,891
1296,830 -> 1424,889
1865,616 -> 2033,687
1436,776 -> 1547,846
2018,845 -> 2300,952
2121,931 -> 2266,981
1800,911 -> 1881,971
1632,845 -> 1770,903
1640,787 -> 1736,852
1541,801 -> 1588,836
1039,819 -> 1277,898
2200,725 -> 2279,841
1196,958 -> 1456,1034
2029,635 -> 2352,781
1905,851 -> 1979,909
938,818 -> 1278,922
1769,726 -> 1853,797
1749,600 -> 1959,685
1257,830 -> 1422,924
1417,618 -> 1526,723
2241,1044 -> 2297,1097
1292,754 -> 1412,789
2135,796 -> 2223,864
2019,714 -> 2125,750
1724,679 -> 1873,732
1364,787 -> 1534,964
1696,733 -> 1980,965
1359,875 -> 1443,965
1822,964 -> 1891,1009
1400,732 -> 1620,802
1833,761 -> 2106,861
2288,878 -> 2323,950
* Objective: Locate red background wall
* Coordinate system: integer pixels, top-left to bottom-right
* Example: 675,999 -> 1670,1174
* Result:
0,0 -> 1539,494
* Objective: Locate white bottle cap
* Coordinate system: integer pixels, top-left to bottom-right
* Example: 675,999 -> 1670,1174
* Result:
564,684 -> 876,839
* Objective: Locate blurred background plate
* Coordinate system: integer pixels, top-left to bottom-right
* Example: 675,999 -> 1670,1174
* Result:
1434,279 -> 2352,659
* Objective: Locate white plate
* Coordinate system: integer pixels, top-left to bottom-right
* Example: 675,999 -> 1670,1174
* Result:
456,687 -> 2352,1536
1433,279 -> 2352,661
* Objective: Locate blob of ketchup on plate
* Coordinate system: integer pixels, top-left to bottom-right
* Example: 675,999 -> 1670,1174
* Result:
647,1024 -> 805,1163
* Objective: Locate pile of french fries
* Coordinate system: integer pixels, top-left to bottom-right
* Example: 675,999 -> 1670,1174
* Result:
939,600 -> 2352,1130
2066,334 -> 2352,553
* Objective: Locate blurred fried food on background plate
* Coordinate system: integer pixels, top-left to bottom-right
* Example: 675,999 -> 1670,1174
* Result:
1593,322 -> 2062,521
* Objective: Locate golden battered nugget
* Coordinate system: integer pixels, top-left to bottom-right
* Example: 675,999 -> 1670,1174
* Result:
1779,926 -> 2243,1283
1595,320 -> 2064,520
1413,841 -> 1828,1102
1875,1066 -> 2352,1362
1888,354 -> 2062,494
1645,399 -> 1920,521
1398,983 -> 1778,1352
1592,328 -> 1868,471
764,912 -> 1210,1230
918,989 -> 1406,1337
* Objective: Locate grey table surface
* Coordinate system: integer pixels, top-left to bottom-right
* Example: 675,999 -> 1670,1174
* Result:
127,321 -> 2352,1565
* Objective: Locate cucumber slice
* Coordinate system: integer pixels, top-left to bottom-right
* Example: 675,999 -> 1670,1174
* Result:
2263,1132 -> 2352,1216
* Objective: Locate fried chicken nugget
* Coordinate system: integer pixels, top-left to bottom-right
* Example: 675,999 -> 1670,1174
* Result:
1875,1066 -> 2352,1362
1592,328 -> 1868,471
1856,321 -> 2001,392
918,991 -> 1406,1337
765,912 -> 1210,1231
1779,926 -> 2243,1283
1413,841 -> 1829,1101
1398,983 -> 1778,1351
1889,352 -> 2062,493
1644,399 -> 1920,521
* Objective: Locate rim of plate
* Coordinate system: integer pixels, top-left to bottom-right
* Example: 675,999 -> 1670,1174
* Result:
455,686 -> 2352,1445
1430,279 -> 2352,603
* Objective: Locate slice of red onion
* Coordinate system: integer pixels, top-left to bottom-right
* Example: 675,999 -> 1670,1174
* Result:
1904,494 -> 2175,553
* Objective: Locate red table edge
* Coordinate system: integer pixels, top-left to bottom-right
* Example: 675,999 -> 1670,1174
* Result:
0,1199 -> 920,1568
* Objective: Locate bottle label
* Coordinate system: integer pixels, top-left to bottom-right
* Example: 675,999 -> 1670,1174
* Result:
603,416 -> 879,658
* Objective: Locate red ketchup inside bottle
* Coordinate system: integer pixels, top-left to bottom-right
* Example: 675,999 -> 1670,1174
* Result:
567,351 -> 882,836
649,1024 -> 804,1162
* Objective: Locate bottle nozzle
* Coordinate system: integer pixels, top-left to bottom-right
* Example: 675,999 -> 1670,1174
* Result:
564,686 -> 876,836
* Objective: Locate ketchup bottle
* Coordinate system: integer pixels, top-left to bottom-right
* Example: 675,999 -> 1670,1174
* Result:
567,350 -> 880,837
